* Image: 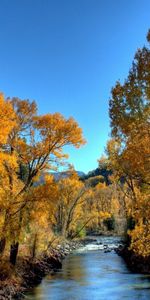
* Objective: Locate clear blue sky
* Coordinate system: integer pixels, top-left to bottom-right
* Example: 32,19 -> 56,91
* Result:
0,0 -> 150,173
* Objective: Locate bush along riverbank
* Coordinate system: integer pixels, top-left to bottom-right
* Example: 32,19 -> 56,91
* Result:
0,239 -> 88,299
116,245 -> 150,274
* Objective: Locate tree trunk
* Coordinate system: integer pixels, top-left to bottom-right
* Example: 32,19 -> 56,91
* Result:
32,233 -> 37,259
9,209 -> 23,265
0,209 -> 10,255
10,242 -> 19,265
0,238 -> 6,255
61,218 -> 68,238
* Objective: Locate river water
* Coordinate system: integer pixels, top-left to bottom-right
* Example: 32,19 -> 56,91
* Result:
26,237 -> 150,300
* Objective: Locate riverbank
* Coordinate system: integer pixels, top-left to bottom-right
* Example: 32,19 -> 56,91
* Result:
0,238 -> 95,299
116,245 -> 150,274
26,236 -> 150,300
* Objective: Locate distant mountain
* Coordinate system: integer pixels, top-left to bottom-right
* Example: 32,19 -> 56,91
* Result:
51,171 -> 85,181
34,170 -> 86,185
76,171 -> 85,177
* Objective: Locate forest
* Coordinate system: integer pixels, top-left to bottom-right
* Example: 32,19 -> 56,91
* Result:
0,30 -> 150,298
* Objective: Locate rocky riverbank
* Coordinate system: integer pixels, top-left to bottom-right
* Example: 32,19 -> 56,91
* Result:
116,245 -> 150,274
0,238 -> 94,299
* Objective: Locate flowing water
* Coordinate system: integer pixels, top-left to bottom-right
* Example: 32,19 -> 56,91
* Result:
26,237 -> 150,300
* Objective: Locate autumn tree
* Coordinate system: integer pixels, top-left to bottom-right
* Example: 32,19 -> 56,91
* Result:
107,30 -> 150,256
0,94 -> 18,254
52,171 -> 87,238
0,95 -> 85,264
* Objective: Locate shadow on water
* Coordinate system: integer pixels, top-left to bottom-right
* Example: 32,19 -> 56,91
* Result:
26,237 -> 150,300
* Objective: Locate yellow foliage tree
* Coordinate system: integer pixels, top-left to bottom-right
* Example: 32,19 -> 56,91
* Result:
107,30 -> 150,256
0,95 -> 85,264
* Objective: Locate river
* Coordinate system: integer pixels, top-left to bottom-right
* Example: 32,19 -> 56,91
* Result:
26,237 -> 150,300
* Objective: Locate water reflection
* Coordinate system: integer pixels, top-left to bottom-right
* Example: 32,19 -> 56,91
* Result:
26,238 -> 150,300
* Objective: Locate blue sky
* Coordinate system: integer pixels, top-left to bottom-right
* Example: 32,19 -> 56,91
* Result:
0,0 -> 150,173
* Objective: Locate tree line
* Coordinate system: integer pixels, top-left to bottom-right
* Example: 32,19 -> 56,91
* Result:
0,95 -> 119,266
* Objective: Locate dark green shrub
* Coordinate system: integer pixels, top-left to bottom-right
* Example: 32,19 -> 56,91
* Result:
75,223 -> 86,238
103,216 -> 115,231
127,216 -> 135,230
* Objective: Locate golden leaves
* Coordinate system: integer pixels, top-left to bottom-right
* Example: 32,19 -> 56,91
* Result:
33,113 -> 86,152
0,93 -> 16,145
